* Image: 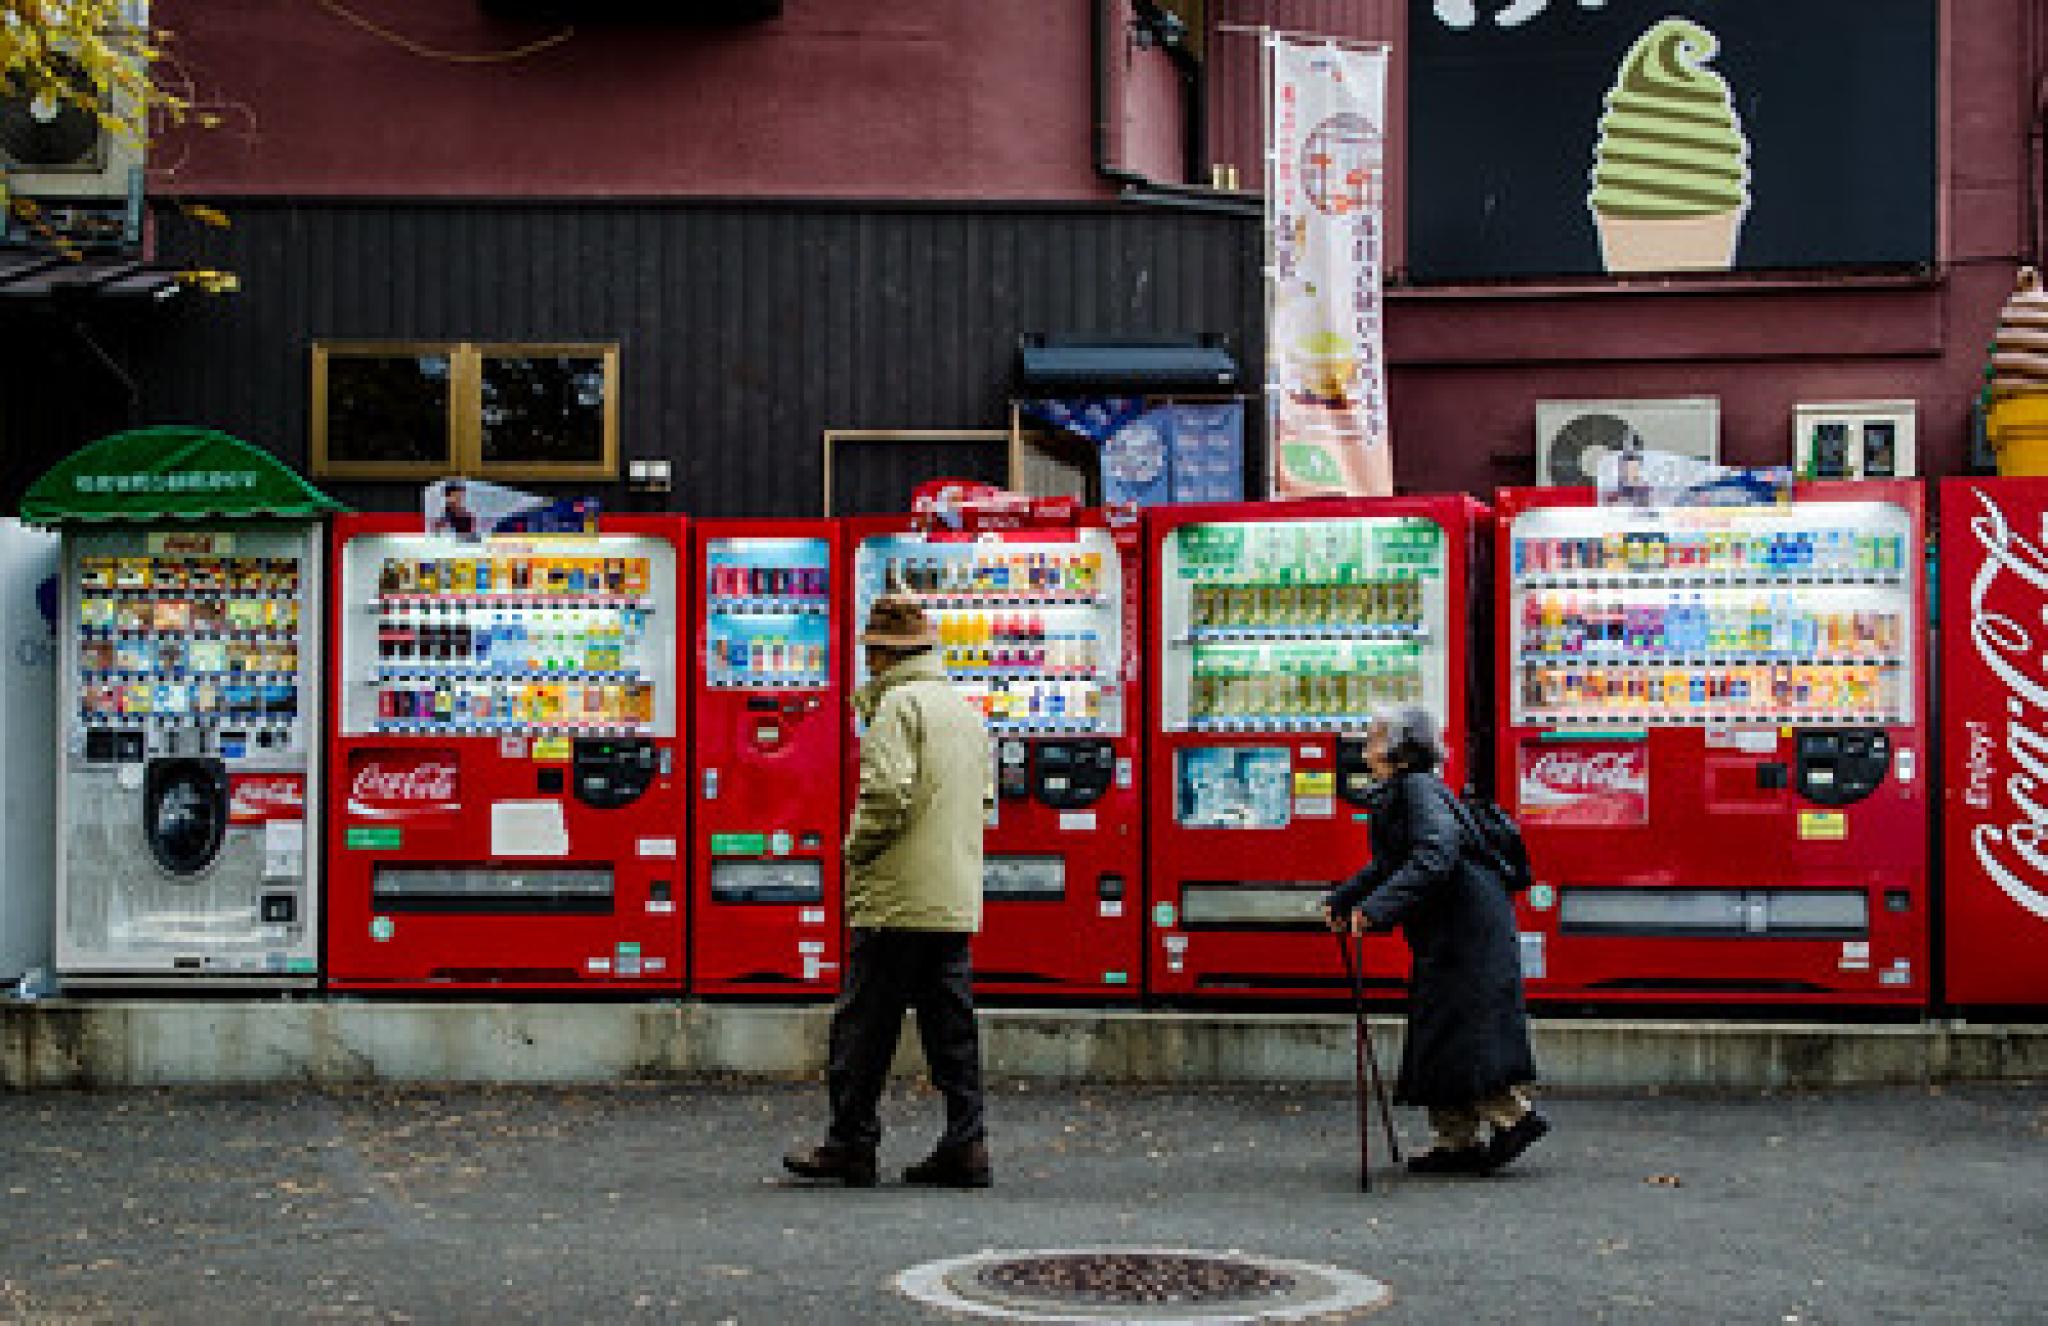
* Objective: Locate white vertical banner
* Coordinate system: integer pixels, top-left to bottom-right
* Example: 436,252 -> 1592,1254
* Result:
1265,34 -> 1392,498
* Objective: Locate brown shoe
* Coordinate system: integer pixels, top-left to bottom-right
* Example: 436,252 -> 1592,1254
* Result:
903,1140 -> 993,1189
782,1142 -> 878,1187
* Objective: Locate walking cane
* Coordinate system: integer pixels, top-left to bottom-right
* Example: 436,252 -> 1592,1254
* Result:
1336,925 -> 1402,1192
1351,929 -> 1403,1166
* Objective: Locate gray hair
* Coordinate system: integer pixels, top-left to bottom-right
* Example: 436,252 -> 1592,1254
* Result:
1369,706 -> 1445,774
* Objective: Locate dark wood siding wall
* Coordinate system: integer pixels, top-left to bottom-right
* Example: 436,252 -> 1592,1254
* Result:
43,201 -> 1259,518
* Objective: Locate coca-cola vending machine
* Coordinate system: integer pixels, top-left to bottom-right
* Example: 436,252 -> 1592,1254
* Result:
1938,478 -> 2048,1011
690,521 -> 844,996
844,493 -> 1144,1000
1144,497 -> 1489,1002
325,513 -> 688,992
1497,481 -> 1929,1008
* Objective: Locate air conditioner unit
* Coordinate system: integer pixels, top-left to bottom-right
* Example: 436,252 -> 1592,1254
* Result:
0,3 -> 147,231
1534,397 -> 1721,487
1792,400 -> 1917,480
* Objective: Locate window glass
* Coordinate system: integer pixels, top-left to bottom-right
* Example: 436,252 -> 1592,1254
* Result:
324,354 -> 452,466
479,353 -> 608,466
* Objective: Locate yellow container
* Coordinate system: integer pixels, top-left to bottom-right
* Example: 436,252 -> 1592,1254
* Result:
1989,391 -> 2048,476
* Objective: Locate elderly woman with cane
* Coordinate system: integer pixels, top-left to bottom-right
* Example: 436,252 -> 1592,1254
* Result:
1323,706 -> 1549,1177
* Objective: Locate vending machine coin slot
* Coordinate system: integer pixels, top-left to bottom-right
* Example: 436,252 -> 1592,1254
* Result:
1097,873 -> 1126,901
572,738 -> 656,809
260,894 -> 297,923
1032,740 -> 1112,809
86,728 -> 140,763
1336,735 -> 1375,807
998,739 -> 1030,800
1794,728 -> 1889,807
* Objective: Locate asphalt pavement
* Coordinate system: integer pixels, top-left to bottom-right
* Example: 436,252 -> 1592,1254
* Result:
0,1078 -> 2043,1323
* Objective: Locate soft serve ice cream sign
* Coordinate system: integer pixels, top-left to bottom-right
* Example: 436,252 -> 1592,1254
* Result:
1588,17 -> 1751,272
1958,488 -> 2048,925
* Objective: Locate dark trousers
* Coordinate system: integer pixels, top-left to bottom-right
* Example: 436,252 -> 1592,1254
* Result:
827,928 -> 985,1154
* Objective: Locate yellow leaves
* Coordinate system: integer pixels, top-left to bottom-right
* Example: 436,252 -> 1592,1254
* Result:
179,202 -> 230,229
176,268 -> 240,296
0,0 -> 189,141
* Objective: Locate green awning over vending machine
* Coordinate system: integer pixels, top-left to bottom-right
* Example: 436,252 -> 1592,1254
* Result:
20,426 -> 347,524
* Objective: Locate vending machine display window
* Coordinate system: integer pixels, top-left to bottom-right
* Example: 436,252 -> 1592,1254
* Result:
1158,517 -> 1450,734
852,530 -> 1124,738
1508,502 -> 1915,728
338,535 -> 678,738
704,537 -> 830,690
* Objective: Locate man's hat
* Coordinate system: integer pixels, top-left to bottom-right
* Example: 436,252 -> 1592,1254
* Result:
859,595 -> 938,649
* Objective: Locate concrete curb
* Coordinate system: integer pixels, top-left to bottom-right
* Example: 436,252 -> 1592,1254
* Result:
2,1002 -> 2044,1092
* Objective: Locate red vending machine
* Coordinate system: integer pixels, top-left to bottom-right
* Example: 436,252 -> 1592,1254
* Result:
1495,482 -> 1928,1008
845,496 -> 1143,1000
1938,477 -> 2048,1011
326,513 -> 689,992
1144,497 -> 1488,1002
690,521 -> 844,996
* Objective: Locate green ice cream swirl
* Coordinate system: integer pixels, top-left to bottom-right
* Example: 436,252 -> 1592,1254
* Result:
1589,18 -> 1750,220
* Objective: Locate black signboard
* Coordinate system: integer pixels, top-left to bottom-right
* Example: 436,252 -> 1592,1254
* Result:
1407,0 -> 1937,282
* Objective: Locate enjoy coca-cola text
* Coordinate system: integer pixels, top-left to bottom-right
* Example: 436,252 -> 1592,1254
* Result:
1962,488 -> 2048,923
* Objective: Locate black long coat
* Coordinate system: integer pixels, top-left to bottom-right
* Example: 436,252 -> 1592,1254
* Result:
1327,771 -> 1537,1108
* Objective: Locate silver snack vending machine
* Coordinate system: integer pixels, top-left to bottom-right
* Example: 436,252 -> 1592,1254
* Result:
23,428 -> 343,989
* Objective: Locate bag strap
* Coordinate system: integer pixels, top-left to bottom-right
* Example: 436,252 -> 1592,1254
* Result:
1439,783 -> 1516,883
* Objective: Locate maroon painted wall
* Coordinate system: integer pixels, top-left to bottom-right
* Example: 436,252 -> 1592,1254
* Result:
154,0 -> 1117,199
1106,0 -> 1191,185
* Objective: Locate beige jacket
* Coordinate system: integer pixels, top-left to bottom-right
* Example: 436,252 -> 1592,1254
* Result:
844,649 -> 992,932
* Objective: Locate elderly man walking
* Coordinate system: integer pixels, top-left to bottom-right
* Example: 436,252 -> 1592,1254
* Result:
783,595 -> 994,1189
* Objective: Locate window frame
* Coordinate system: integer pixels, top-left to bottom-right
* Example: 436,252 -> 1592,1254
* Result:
312,340 -> 620,483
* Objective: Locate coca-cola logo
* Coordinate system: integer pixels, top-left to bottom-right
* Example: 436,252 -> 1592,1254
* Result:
228,774 -> 305,824
346,752 -> 460,820
1962,488 -> 2048,923
1518,741 -> 1646,826
1526,749 -> 1643,793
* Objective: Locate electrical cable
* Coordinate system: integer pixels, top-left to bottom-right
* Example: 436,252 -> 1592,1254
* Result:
311,0 -> 574,65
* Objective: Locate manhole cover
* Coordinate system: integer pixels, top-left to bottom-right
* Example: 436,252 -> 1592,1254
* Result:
979,1252 -> 1295,1306
896,1248 -> 1391,1323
